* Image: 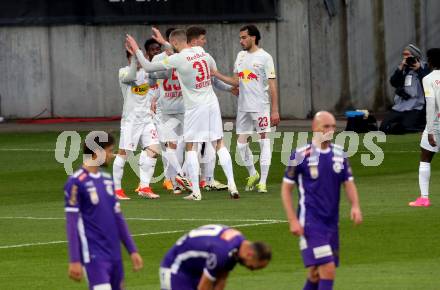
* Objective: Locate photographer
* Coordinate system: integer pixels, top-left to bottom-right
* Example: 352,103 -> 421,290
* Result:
380,44 -> 431,134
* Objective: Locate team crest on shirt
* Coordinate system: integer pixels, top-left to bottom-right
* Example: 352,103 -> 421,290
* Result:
131,83 -> 149,96
309,165 -> 319,179
333,162 -> 342,173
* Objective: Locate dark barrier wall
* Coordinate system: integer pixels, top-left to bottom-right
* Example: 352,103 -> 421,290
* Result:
0,0 -> 278,25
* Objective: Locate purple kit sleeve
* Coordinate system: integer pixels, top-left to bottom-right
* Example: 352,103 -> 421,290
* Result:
283,150 -> 299,184
64,177 -> 81,263
65,212 -> 81,263
341,157 -> 354,182
114,204 -> 137,254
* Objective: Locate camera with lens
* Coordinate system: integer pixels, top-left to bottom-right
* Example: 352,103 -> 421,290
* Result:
405,56 -> 417,67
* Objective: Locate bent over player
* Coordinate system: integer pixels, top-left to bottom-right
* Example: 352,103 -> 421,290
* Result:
64,132 -> 143,290
281,112 -> 362,290
159,224 -> 271,290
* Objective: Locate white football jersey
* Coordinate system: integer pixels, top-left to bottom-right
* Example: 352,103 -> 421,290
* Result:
118,65 -> 154,124
234,48 -> 276,112
423,70 -> 440,133
152,52 -> 184,114
161,47 -> 217,109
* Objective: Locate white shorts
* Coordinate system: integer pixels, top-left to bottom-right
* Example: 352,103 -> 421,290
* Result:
420,129 -> 440,153
236,110 -> 271,134
184,102 -> 223,142
119,122 -> 159,151
157,113 -> 184,143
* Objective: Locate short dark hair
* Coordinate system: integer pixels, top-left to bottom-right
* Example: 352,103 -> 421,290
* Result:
126,50 -> 131,59
144,38 -> 160,51
83,132 -> 115,156
165,27 -> 177,41
427,48 -> 440,69
252,241 -> 272,262
186,26 -> 206,43
240,25 -> 261,45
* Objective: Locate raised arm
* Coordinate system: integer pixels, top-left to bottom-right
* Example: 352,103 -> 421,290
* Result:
126,34 -> 168,73
152,27 -> 174,55
149,69 -> 173,80
119,57 -> 137,84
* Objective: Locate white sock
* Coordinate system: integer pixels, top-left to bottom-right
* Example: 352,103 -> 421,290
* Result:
236,142 -> 257,176
259,139 -> 272,185
161,153 -> 171,180
419,161 -> 431,198
201,143 -> 216,185
217,147 -> 236,187
176,141 -> 185,165
205,156 -> 216,185
165,148 -> 183,176
139,151 -> 157,188
186,151 -> 200,194
112,155 -> 126,190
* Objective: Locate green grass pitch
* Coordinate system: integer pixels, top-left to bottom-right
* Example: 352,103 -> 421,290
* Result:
0,131 -> 439,290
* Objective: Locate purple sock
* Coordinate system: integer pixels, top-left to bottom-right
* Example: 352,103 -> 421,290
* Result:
318,279 -> 334,290
303,279 -> 319,290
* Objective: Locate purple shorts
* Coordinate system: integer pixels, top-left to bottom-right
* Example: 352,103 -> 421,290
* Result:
84,259 -> 124,290
300,227 -> 339,268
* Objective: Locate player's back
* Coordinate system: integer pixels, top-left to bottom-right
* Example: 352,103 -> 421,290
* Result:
152,52 -> 184,114
161,225 -> 244,277
165,47 -> 217,109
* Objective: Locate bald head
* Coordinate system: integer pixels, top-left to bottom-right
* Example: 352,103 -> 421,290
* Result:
312,111 -> 336,146
312,111 -> 336,131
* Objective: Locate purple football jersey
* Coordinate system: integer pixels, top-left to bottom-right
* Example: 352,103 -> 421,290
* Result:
283,143 -> 353,230
161,225 -> 245,285
64,167 -> 123,263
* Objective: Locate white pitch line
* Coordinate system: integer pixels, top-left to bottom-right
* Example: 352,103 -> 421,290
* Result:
0,148 -> 57,152
0,216 -> 284,223
0,149 -> 421,153
0,220 -> 286,249
0,240 -> 67,249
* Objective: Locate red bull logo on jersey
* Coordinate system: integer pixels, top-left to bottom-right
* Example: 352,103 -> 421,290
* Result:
238,69 -> 259,83
131,83 -> 149,95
